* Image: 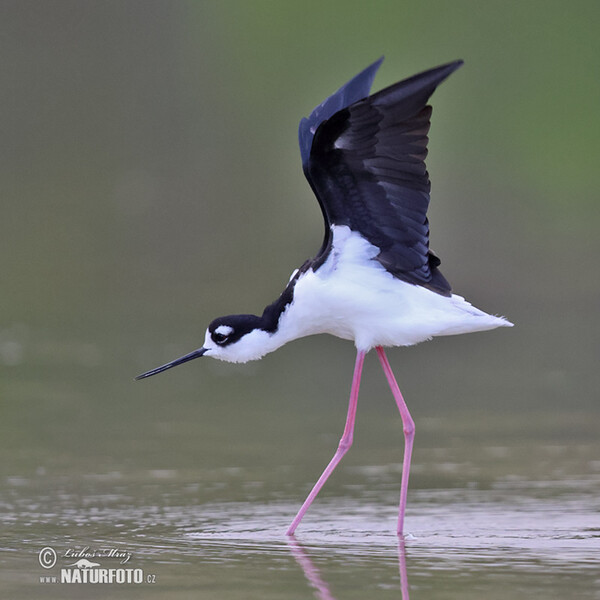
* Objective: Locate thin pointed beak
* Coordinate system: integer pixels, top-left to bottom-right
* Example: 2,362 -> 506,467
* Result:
135,347 -> 208,380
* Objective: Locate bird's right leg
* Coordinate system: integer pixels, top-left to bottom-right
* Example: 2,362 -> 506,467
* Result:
375,346 -> 414,536
286,349 -> 366,535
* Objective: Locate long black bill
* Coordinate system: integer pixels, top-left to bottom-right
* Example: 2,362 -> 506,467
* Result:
135,347 -> 208,380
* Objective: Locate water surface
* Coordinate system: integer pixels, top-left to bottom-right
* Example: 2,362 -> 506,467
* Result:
2,376 -> 598,598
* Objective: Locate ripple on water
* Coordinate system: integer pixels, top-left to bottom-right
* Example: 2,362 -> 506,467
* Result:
181,492 -> 600,570
2,470 -> 598,572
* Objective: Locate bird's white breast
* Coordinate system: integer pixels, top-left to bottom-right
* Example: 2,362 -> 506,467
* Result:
276,226 -> 511,351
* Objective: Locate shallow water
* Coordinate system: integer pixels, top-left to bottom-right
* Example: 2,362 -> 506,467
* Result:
2,376 -> 599,599
3,486 -> 599,599
2,2 -> 600,597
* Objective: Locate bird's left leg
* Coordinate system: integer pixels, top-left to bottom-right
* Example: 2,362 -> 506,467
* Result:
286,349 -> 366,535
375,346 -> 414,536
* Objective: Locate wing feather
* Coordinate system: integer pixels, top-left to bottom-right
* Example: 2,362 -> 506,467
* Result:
303,61 -> 463,296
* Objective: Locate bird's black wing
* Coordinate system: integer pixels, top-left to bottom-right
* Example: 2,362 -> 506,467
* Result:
303,61 -> 463,296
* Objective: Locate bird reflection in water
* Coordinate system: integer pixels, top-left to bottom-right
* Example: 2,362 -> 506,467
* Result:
287,536 -> 410,599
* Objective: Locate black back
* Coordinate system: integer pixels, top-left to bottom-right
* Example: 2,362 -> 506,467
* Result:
303,60 -> 463,296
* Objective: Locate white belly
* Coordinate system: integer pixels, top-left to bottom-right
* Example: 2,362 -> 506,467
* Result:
277,226 -> 512,351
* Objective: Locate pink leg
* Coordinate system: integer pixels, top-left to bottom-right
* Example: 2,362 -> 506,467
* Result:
376,346 -> 414,536
286,350 -> 366,536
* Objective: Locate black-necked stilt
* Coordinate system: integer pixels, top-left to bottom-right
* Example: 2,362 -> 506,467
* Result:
136,58 -> 512,536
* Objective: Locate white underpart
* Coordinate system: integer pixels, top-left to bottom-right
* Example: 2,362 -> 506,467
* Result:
205,225 -> 512,363
280,225 -> 512,349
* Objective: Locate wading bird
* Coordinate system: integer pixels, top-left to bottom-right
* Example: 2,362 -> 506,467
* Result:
136,58 -> 512,536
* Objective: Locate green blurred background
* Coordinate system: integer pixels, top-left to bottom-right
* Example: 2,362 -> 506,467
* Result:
1,0 -> 598,488
1,2 -> 599,597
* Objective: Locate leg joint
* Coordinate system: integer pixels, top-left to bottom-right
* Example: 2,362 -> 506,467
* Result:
337,435 -> 353,453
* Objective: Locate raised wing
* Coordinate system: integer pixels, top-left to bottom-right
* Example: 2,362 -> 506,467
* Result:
302,60 -> 463,296
299,57 -> 383,167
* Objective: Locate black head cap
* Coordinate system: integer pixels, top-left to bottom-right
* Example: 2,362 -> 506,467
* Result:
208,314 -> 263,347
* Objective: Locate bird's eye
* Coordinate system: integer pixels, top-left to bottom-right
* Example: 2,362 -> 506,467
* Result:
212,332 -> 228,344
212,324 -> 234,344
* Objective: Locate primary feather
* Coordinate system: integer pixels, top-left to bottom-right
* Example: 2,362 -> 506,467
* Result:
303,60 -> 463,295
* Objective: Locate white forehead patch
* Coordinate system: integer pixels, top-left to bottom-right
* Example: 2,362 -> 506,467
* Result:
215,325 -> 234,336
